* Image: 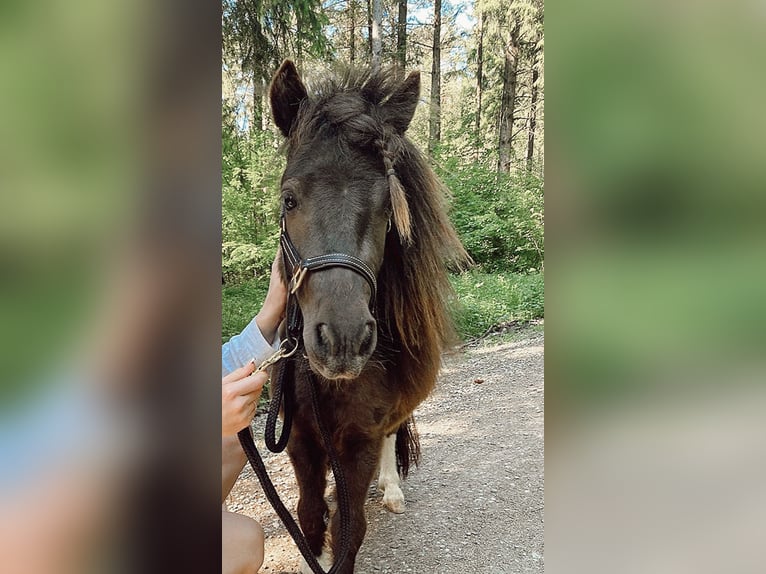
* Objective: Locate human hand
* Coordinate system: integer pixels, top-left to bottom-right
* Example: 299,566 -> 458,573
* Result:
222,361 -> 268,436
255,251 -> 288,345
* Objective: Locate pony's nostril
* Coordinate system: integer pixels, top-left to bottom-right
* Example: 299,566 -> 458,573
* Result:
358,320 -> 377,356
316,323 -> 331,350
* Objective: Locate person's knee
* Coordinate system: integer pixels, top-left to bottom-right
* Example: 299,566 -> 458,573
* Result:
223,512 -> 264,574
237,521 -> 264,574
242,519 -> 264,573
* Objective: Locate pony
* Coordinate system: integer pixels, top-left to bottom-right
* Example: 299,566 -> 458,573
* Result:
269,60 -> 468,573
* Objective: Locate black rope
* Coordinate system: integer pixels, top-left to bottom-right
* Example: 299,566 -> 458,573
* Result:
263,358 -> 293,452
236,213 -> 375,572
237,362 -> 352,573
306,370 -> 353,571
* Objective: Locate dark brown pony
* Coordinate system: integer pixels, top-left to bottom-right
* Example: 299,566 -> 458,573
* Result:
269,60 -> 467,573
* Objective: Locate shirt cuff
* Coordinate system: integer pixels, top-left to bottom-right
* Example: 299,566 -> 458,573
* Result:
221,315 -> 280,377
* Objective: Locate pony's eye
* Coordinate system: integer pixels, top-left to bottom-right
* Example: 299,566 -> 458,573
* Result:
283,194 -> 297,211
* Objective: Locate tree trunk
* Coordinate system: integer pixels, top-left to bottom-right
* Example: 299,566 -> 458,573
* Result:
497,25 -> 520,174
260,78 -> 269,131
367,0 -> 373,60
252,75 -> 263,133
371,0 -> 382,73
396,0 -> 407,76
428,0 -> 441,156
526,50 -> 539,170
349,0 -> 357,63
474,11 -> 485,161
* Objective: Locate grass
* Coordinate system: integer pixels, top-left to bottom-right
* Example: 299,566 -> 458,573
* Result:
222,270 -> 544,343
449,271 -> 544,341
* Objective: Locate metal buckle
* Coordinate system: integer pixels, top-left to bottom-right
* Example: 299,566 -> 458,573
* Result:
290,265 -> 307,294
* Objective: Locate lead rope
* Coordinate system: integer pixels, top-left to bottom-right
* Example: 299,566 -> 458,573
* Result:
237,217 -> 377,573
263,355 -> 293,452
237,323 -> 353,573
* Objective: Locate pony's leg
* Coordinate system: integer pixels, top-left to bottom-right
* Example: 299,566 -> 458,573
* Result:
377,433 -> 405,514
328,437 -> 382,574
287,429 -> 329,565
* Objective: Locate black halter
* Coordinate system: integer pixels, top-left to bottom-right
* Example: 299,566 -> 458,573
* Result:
278,214 -> 378,354
280,215 -> 377,302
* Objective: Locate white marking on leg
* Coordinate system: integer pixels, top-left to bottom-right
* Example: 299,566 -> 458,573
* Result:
299,547 -> 334,574
378,433 -> 405,514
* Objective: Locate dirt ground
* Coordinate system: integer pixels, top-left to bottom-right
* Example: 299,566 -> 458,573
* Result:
227,329 -> 544,573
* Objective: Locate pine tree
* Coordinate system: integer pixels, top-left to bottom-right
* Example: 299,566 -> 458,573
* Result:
429,0 -> 442,156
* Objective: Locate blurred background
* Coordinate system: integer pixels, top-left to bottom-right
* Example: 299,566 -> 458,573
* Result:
1,0 -> 764,572
0,0 -> 222,572
547,0 -> 766,572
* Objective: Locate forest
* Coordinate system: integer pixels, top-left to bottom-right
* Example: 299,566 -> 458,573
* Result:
222,0 -> 544,341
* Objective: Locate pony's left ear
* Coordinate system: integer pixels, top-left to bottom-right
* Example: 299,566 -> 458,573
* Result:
270,60 -> 308,138
380,71 -> 420,134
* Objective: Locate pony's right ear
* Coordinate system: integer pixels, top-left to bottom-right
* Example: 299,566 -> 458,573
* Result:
270,60 -> 308,138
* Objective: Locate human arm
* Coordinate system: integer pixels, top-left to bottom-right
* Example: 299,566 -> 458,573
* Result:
221,253 -> 287,376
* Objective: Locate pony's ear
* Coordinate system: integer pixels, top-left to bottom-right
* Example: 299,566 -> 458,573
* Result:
270,60 -> 308,138
381,71 -> 420,134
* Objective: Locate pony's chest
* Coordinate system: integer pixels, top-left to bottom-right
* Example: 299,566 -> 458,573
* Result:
292,373 -> 397,432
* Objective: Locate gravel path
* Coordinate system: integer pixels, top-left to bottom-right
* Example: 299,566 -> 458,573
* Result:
227,330 -> 544,573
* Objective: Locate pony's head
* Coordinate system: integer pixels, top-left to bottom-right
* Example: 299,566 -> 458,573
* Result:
270,60 -> 420,380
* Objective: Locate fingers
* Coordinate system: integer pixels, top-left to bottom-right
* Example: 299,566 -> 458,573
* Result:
230,370 -> 268,397
246,400 -> 257,424
222,395 -> 259,437
222,367 -> 267,437
222,360 -> 256,384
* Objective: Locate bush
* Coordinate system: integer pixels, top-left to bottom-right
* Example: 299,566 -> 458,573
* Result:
222,111 -> 543,283
437,157 -> 544,274
222,280 -> 268,343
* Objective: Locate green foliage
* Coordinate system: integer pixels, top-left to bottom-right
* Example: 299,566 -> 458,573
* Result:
223,0 -> 331,83
437,156 -> 544,273
222,107 -> 284,283
450,271 -> 544,340
221,0 -> 544,283
222,280 -> 269,343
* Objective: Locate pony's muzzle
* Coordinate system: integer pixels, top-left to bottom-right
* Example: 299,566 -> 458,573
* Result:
306,318 -> 377,379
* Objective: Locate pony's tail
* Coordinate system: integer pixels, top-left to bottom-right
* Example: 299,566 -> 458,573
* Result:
395,415 -> 421,479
